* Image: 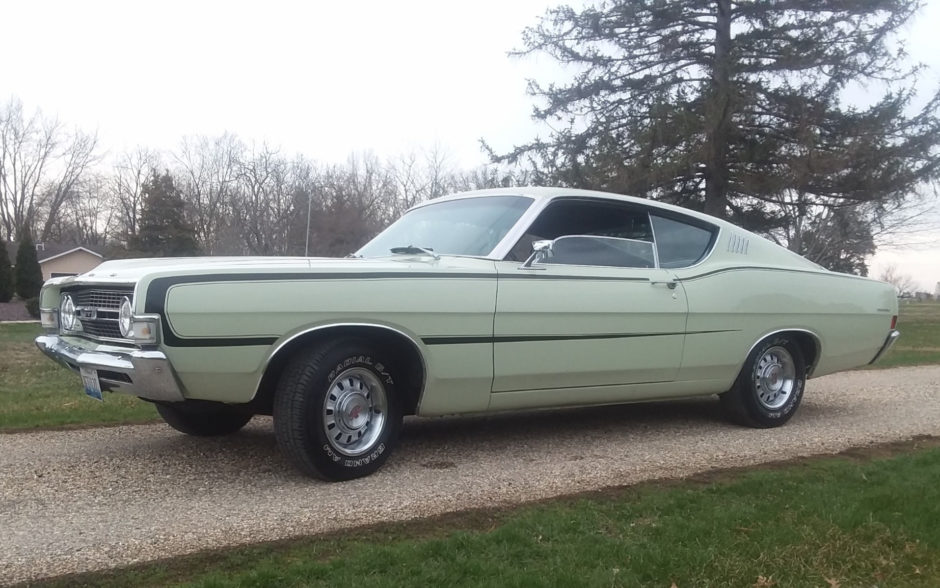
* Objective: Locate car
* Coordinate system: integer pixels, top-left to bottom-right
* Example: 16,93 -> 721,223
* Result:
35,187 -> 900,480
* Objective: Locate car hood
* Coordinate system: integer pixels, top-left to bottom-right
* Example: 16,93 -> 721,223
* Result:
50,255 -> 496,287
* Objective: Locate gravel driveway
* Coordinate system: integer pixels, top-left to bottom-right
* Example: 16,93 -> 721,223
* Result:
2,365 -> 939,585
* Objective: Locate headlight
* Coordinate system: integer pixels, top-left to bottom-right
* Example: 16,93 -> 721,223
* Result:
119,297 -> 133,337
60,295 -> 76,331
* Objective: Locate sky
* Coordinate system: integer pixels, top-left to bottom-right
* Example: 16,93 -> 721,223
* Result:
1,0 -> 938,291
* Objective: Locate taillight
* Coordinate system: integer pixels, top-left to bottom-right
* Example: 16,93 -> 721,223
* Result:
890,315 -> 898,330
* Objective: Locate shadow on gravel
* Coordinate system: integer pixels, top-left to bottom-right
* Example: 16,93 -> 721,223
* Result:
110,398 -> 728,483
401,395 -> 726,442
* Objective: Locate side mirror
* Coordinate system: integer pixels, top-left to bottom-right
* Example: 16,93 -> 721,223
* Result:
521,240 -> 553,268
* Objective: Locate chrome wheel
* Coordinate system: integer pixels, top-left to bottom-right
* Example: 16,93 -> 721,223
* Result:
753,345 -> 797,410
322,367 -> 388,457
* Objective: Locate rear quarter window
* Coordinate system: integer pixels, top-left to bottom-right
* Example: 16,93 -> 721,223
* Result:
651,215 -> 716,268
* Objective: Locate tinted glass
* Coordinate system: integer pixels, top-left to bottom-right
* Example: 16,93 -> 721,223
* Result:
651,215 -> 715,268
546,235 -> 656,268
506,199 -> 653,262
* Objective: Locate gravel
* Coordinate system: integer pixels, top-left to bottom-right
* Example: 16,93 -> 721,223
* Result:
2,365 -> 939,585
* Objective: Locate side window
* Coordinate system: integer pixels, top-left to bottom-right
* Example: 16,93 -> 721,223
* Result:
506,199 -> 655,268
651,214 -> 716,268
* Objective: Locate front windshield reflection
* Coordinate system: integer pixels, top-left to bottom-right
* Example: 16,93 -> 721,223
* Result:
356,196 -> 533,258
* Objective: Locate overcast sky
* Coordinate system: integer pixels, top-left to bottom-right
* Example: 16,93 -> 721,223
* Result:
1,0 -> 937,291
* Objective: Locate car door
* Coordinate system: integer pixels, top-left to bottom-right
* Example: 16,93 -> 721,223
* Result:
491,198 -> 689,396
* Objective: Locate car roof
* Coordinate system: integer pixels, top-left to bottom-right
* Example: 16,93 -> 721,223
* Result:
414,187 -> 728,228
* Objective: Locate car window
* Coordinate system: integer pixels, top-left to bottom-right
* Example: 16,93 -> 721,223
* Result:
546,235 -> 656,268
506,199 -> 655,267
357,195 -> 533,258
651,214 -> 716,268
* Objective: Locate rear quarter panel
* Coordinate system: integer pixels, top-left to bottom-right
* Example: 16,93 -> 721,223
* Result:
676,232 -> 897,388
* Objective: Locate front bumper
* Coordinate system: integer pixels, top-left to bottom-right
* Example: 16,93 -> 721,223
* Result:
869,329 -> 901,365
35,335 -> 185,402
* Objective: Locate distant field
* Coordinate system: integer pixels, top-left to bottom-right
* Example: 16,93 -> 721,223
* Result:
0,302 -> 936,431
874,301 -> 940,368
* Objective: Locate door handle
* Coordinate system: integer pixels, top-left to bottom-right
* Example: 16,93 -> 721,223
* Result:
650,278 -> 678,290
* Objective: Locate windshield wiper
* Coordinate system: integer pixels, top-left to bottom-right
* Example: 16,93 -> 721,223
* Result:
389,245 -> 440,260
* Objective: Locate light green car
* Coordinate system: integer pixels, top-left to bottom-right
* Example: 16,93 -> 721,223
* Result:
36,188 -> 899,480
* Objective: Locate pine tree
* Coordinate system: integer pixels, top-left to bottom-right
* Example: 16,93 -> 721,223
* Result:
14,231 -> 43,299
493,0 -> 940,272
0,241 -> 13,302
131,171 -> 199,256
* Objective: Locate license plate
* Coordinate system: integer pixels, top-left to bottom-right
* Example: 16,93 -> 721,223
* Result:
80,367 -> 103,401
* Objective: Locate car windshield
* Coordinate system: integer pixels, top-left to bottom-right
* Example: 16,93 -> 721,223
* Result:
356,195 -> 534,258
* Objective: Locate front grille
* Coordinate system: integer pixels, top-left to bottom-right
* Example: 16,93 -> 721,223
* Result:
65,287 -> 134,342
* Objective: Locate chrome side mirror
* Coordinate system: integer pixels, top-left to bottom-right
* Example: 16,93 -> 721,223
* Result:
521,240 -> 554,269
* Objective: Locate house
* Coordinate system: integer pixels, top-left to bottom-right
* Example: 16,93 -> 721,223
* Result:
7,242 -> 104,281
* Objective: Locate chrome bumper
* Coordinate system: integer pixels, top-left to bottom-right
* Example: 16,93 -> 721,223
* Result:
869,329 -> 901,365
35,334 -> 185,402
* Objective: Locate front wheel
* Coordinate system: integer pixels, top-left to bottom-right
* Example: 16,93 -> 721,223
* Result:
273,339 -> 403,481
721,336 -> 806,428
156,402 -> 253,436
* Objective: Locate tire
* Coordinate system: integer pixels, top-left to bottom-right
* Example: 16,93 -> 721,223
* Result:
720,335 -> 806,428
273,339 -> 403,481
156,402 -> 253,436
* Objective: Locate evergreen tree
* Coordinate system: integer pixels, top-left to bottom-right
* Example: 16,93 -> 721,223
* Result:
131,171 -> 199,256
0,241 -> 13,302
493,0 -> 940,273
14,231 -> 43,299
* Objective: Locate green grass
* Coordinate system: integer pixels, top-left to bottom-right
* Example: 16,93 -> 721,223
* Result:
0,323 -> 156,431
875,301 -> 940,368
37,442 -> 940,588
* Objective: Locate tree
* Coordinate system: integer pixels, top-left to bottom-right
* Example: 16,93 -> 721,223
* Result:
0,97 -> 99,243
493,0 -> 940,273
230,143 -> 297,255
14,231 -> 43,299
879,264 -> 918,296
130,171 -> 199,256
175,134 -> 241,254
112,147 -> 160,247
0,240 -> 12,302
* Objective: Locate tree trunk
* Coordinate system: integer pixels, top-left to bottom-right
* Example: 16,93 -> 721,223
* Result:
704,0 -> 733,219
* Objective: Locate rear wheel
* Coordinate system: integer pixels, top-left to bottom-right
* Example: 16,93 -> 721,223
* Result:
273,339 -> 403,481
156,402 -> 253,436
721,335 -> 806,428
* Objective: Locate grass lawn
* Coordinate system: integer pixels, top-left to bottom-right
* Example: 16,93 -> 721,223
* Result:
36,440 -> 940,588
0,302 -> 937,431
0,323 -> 156,431
873,301 -> 940,368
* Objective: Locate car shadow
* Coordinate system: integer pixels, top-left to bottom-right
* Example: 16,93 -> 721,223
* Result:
400,395 -> 727,445
131,396 -> 728,482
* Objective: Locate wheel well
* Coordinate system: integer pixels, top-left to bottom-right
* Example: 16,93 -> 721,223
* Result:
764,330 -> 820,377
250,326 -> 426,416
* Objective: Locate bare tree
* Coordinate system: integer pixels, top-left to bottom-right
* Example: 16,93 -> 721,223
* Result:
307,153 -> 397,256
0,97 -> 99,242
111,147 -> 161,247
231,143 -> 298,255
879,264 -> 919,296
174,133 -> 242,253
44,172 -> 116,247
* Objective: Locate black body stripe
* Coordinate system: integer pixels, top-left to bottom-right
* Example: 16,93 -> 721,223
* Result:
422,330 -> 737,346
167,337 -> 279,347
145,272 -> 494,347
143,271 -> 664,347
679,266 -> 831,281
139,270 -> 764,348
